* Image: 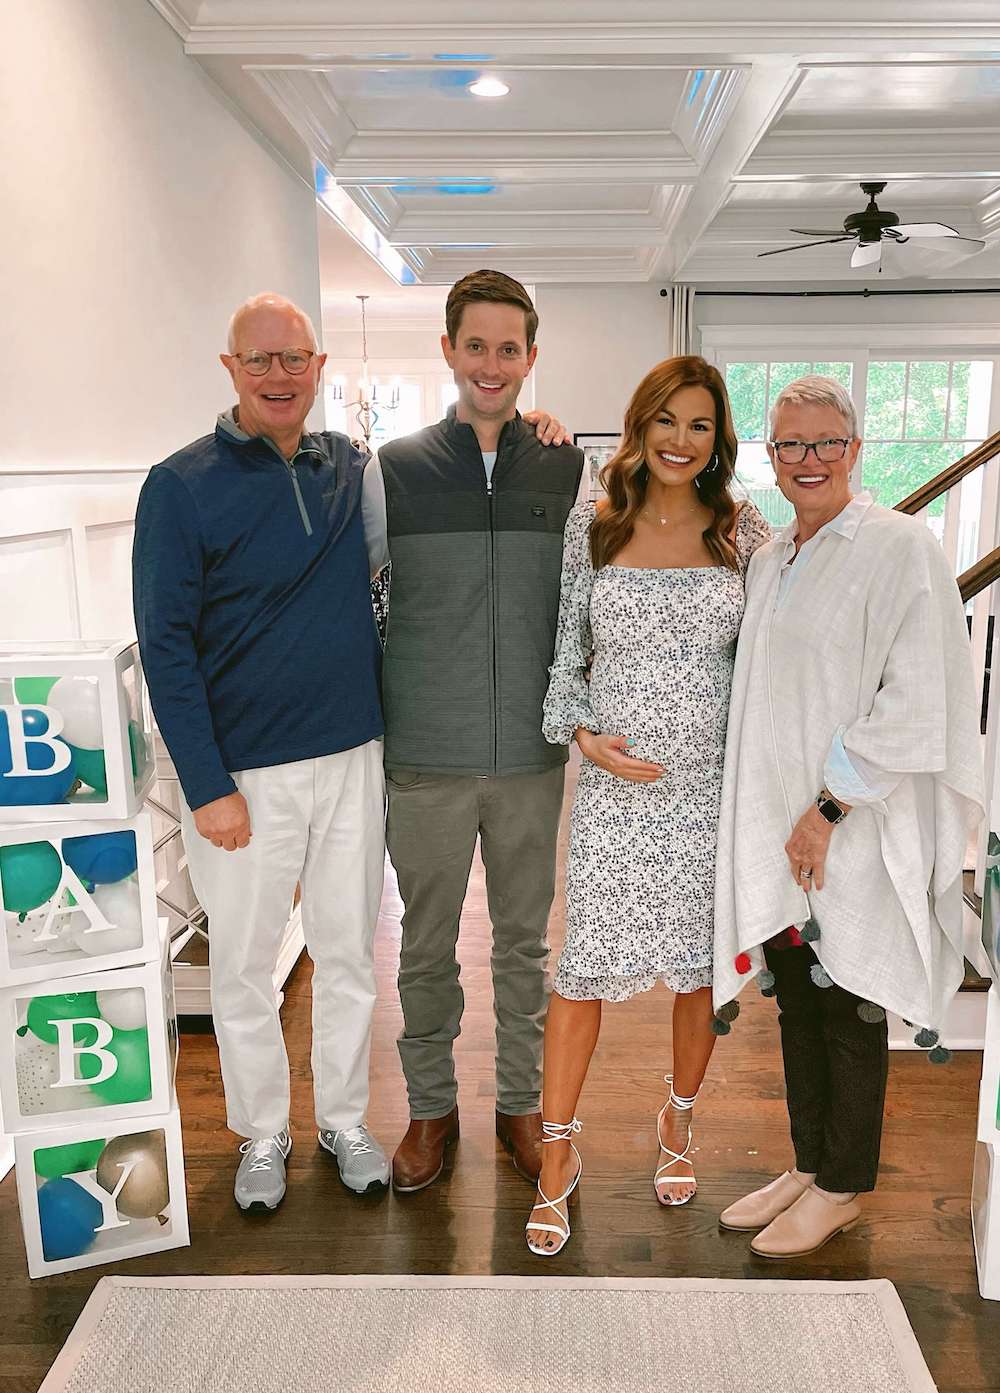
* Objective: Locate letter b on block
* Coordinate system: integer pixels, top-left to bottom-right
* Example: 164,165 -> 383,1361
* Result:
50,1017 -> 116,1088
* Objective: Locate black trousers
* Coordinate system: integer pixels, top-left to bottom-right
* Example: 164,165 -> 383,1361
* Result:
763,941 -> 889,1193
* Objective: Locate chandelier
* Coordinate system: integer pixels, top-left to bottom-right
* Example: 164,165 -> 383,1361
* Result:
329,295 -> 399,446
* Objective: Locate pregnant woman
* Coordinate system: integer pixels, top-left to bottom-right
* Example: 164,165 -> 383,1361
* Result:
525,354 -> 769,1256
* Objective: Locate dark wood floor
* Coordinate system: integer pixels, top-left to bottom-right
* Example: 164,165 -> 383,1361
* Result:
2,768 -> 998,1392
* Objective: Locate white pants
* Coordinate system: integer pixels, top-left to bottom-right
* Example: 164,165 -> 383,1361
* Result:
181,740 -> 385,1140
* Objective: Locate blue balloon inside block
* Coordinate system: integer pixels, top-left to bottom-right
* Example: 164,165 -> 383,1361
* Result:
0,709 -> 76,806
37,1177 -> 103,1261
62,831 -> 137,885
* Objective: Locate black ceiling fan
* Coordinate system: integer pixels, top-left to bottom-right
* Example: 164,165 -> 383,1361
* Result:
758,182 -> 986,275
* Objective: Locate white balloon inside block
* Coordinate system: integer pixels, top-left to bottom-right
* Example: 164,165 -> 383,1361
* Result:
0,640 -> 154,822
14,1106 -> 189,1279
0,930 -> 177,1135
0,816 -> 160,987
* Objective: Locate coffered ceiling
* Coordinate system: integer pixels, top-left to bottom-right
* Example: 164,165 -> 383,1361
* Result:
149,1 -> 1000,284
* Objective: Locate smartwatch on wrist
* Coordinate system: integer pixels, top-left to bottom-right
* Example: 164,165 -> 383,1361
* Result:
815,788 -> 849,825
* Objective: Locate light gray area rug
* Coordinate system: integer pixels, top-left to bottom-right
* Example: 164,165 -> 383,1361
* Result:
40,1274 -> 937,1393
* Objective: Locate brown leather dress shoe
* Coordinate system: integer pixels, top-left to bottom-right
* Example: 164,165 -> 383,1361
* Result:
496,1110 -> 542,1182
392,1107 -> 459,1192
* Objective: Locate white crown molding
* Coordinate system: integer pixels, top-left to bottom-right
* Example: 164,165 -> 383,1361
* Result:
144,0 -> 199,41
249,69 -> 356,159
743,128 -> 1000,181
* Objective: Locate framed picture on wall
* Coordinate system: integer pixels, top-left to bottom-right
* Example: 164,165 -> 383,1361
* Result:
573,433 -> 621,502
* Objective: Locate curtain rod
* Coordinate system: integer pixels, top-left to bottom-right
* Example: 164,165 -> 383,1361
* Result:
668,287 -> 1000,299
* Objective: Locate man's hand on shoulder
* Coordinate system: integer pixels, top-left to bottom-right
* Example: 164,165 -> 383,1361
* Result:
523,410 -> 572,447
194,791 -> 252,851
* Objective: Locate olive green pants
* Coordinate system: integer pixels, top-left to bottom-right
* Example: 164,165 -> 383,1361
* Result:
386,765 -> 565,1119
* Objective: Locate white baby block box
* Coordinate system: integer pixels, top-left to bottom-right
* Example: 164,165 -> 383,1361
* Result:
0,814 -> 160,987
15,1104 -> 189,1278
0,935 -> 177,1133
0,640 -> 154,822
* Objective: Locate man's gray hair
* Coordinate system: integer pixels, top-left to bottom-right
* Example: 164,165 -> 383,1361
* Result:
769,374 -> 859,439
227,293 -> 319,352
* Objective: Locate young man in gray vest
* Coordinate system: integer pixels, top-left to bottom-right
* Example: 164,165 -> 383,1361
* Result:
364,271 -> 583,1190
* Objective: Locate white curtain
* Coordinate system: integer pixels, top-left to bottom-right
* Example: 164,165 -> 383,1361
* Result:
667,283 -> 697,357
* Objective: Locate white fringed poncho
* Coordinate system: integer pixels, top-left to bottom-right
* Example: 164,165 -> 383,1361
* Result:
713,500 -> 985,1029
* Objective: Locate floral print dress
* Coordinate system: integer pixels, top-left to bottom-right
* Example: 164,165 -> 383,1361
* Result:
542,500 -> 771,1002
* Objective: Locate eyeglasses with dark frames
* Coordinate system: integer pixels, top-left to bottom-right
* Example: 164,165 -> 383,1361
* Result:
769,437 -> 851,466
231,349 -> 316,376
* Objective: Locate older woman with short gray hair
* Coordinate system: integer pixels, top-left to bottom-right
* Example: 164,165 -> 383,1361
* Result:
713,374 -> 984,1258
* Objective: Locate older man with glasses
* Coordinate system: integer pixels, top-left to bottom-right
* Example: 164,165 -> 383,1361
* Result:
132,293 -> 390,1212
713,374 -> 984,1257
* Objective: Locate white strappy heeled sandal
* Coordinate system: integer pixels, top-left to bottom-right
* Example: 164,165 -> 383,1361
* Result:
654,1074 -> 699,1207
525,1118 -> 583,1257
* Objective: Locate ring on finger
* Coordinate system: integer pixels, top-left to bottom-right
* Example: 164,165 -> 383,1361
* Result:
800,866 -> 813,880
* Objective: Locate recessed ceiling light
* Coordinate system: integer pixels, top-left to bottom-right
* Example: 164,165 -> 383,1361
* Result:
468,76 -> 509,98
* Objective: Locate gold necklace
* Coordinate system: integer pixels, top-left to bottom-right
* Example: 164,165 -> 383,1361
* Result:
642,501 -> 699,527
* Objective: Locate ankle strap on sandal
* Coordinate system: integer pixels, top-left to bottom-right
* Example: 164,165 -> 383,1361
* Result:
541,1118 -> 582,1142
664,1073 -> 699,1111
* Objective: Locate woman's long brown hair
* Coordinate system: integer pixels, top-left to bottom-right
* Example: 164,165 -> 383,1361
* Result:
590,355 -> 740,571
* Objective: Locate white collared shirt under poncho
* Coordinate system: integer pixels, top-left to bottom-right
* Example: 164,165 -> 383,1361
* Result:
713,492 -> 985,1031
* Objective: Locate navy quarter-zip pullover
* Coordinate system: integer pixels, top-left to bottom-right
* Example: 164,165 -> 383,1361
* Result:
132,415 -> 383,811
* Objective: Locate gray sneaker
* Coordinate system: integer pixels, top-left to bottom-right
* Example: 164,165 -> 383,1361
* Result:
234,1131 -> 292,1211
319,1124 -> 390,1194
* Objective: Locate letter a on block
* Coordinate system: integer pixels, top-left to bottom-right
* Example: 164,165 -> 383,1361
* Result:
66,1163 -> 136,1233
50,1016 -> 117,1088
0,705 -> 72,777
34,862 -> 114,945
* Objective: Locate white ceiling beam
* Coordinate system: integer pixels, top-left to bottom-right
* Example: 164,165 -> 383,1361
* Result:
742,129 -> 1000,181
977,189 -> 1000,241
391,227 -> 674,248
656,59 -> 804,280
332,132 -> 699,185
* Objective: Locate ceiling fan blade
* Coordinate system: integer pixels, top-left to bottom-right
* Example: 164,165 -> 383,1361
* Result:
851,242 -> 883,269
757,236 -> 853,258
890,222 -> 961,239
788,227 -> 848,236
879,234 -> 988,278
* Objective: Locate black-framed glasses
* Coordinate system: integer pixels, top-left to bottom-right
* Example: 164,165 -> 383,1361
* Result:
232,349 -> 316,376
769,437 -> 851,466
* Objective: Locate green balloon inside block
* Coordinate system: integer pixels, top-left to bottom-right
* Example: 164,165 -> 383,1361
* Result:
26,992 -> 101,1047
12,676 -> 58,705
0,840 -> 62,913
69,745 -> 107,795
34,1138 -> 106,1180
87,1028 -> 152,1105
128,721 -> 148,780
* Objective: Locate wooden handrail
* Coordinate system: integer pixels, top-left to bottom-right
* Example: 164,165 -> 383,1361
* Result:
895,429 -> 1000,515
959,546 -> 1000,604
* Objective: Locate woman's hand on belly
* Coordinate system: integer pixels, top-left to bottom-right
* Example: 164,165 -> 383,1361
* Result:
575,729 -> 665,783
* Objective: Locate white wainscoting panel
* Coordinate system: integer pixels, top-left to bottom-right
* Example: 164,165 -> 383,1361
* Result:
0,472 -> 145,640
0,530 -> 79,640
